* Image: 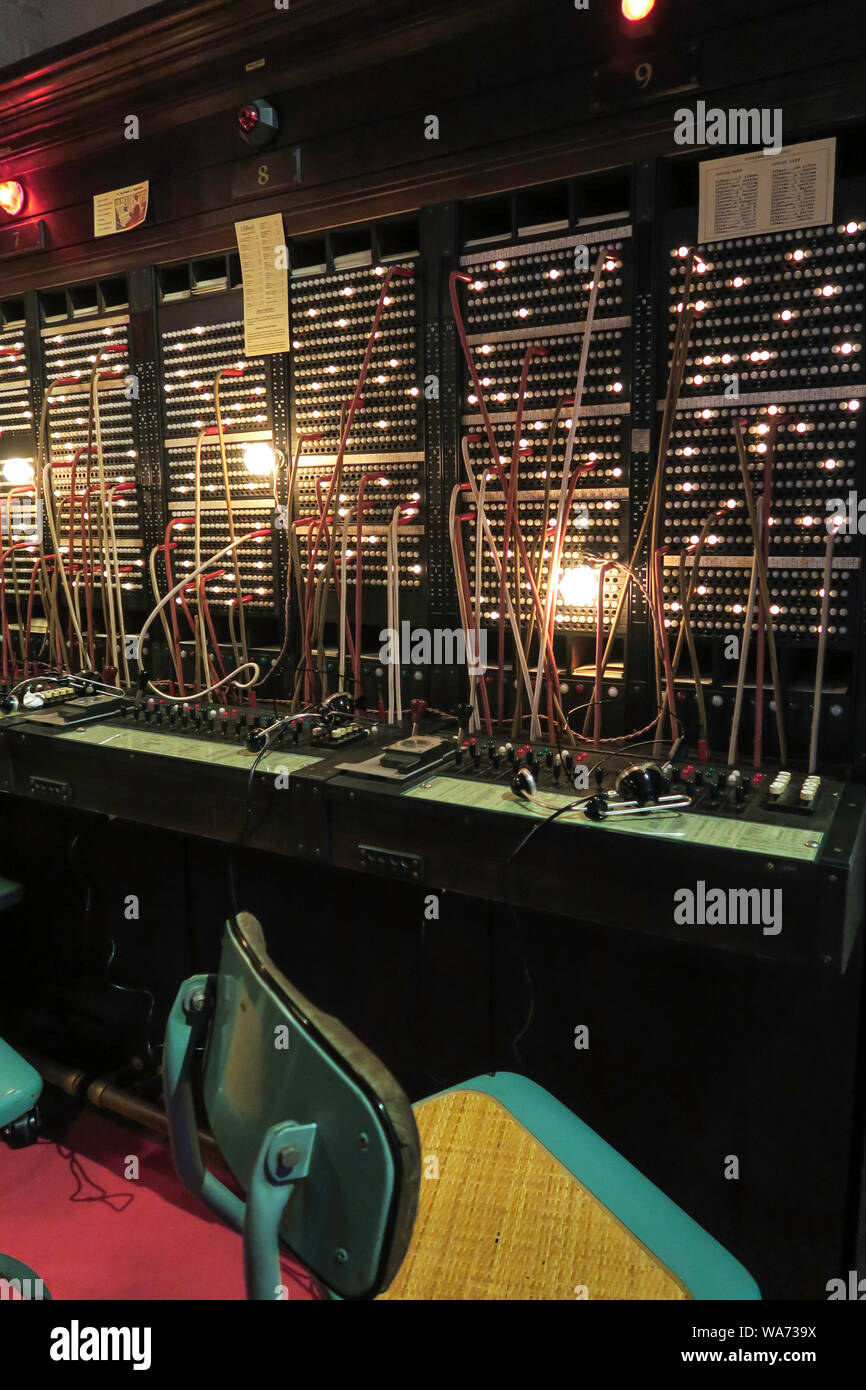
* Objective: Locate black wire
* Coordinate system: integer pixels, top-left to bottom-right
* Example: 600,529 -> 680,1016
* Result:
227,744 -> 269,918
104,938 -> 159,1066
498,798 -> 583,1068
69,834 -> 160,1067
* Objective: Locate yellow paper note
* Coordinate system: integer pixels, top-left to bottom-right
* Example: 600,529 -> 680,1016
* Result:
235,213 -> 290,356
93,181 -> 149,237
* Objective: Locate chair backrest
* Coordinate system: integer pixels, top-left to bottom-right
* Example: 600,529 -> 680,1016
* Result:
201,913 -> 420,1298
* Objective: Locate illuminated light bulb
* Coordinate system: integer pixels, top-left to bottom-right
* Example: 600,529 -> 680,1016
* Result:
375,374 -> 387,384
308,308 -> 317,317
682,482 -> 693,492
823,459 -> 837,470
726,498 -> 737,509
694,300 -> 707,312
342,286 -> 353,296
605,259 -> 616,271
337,318 -> 348,328
374,265 -> 385,276
241,442 -> 277,475
0,180 -> 25,216
408,386 -> 420,396
793,249 -> 805,261
559,565 -> 599,606
732,276 -> 744,288
821,284 -> 835,297
732,604 -> 743,615
677,246 -> 688,257
411,564 -> 422,575
848,400 -> 860,410
377,420 -> 388,428
802,515 -> 814,527
480,344 -> 492,355
693,375 -> 704,386
721,353 -> 732,364
472,280 -> 484,291
796,422 -> 807,433
383,297 -> 392,306
494,260 -> 507,271
612,467 -> 622,478
768,404 -> 778,415
701,409 -> 712,419
194,326 -> 204,335
2,457 -> 34,484
495,392 -> 507,403
780,309 -> 793,321
769,604 -> 780,616
517,307 -> 529,318
702,355 -> 714,366
612,381 -> 623,392
696,584 -> 707,596
548,268 -> 561,280
840,342 -> 854,354
467,394 -> 477,405
683,446 -> 694,457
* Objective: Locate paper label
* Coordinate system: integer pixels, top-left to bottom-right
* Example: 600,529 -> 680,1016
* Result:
404,777 -> 822,862
698,138 -> 835,243
234,214 -> 290,356
62,723 -> 319,775
93,181 -> 149,238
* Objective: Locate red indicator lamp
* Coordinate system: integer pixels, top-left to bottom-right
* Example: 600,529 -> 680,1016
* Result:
237,105 -> 260,134
235,98 -> 278,148
0,180 -> 25,217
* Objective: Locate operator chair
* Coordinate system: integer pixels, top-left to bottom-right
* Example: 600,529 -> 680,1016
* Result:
165,913 -> 759,1300
0,875 -> 51,1299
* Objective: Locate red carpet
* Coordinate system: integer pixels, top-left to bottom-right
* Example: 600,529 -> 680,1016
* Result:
0,1110 -> 323,1300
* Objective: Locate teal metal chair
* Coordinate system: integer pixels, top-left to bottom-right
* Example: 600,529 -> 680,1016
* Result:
165,913 -> 759,1301
0,875 -> 51,1300
163,912 -> 421,1299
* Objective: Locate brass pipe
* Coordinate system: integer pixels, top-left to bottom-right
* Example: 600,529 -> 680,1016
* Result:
23,1051 -> 223,1164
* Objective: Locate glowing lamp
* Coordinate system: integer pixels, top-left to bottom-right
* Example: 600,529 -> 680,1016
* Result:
621,0 -> 656,18
241,442 -> 277,476
0,180 -> 25,216
2,457 -> 34,484
559,565 -> 599,607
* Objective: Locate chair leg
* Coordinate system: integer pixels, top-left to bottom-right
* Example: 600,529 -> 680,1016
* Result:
243,1121 -> 317,1301
163,974 -> 247,1234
